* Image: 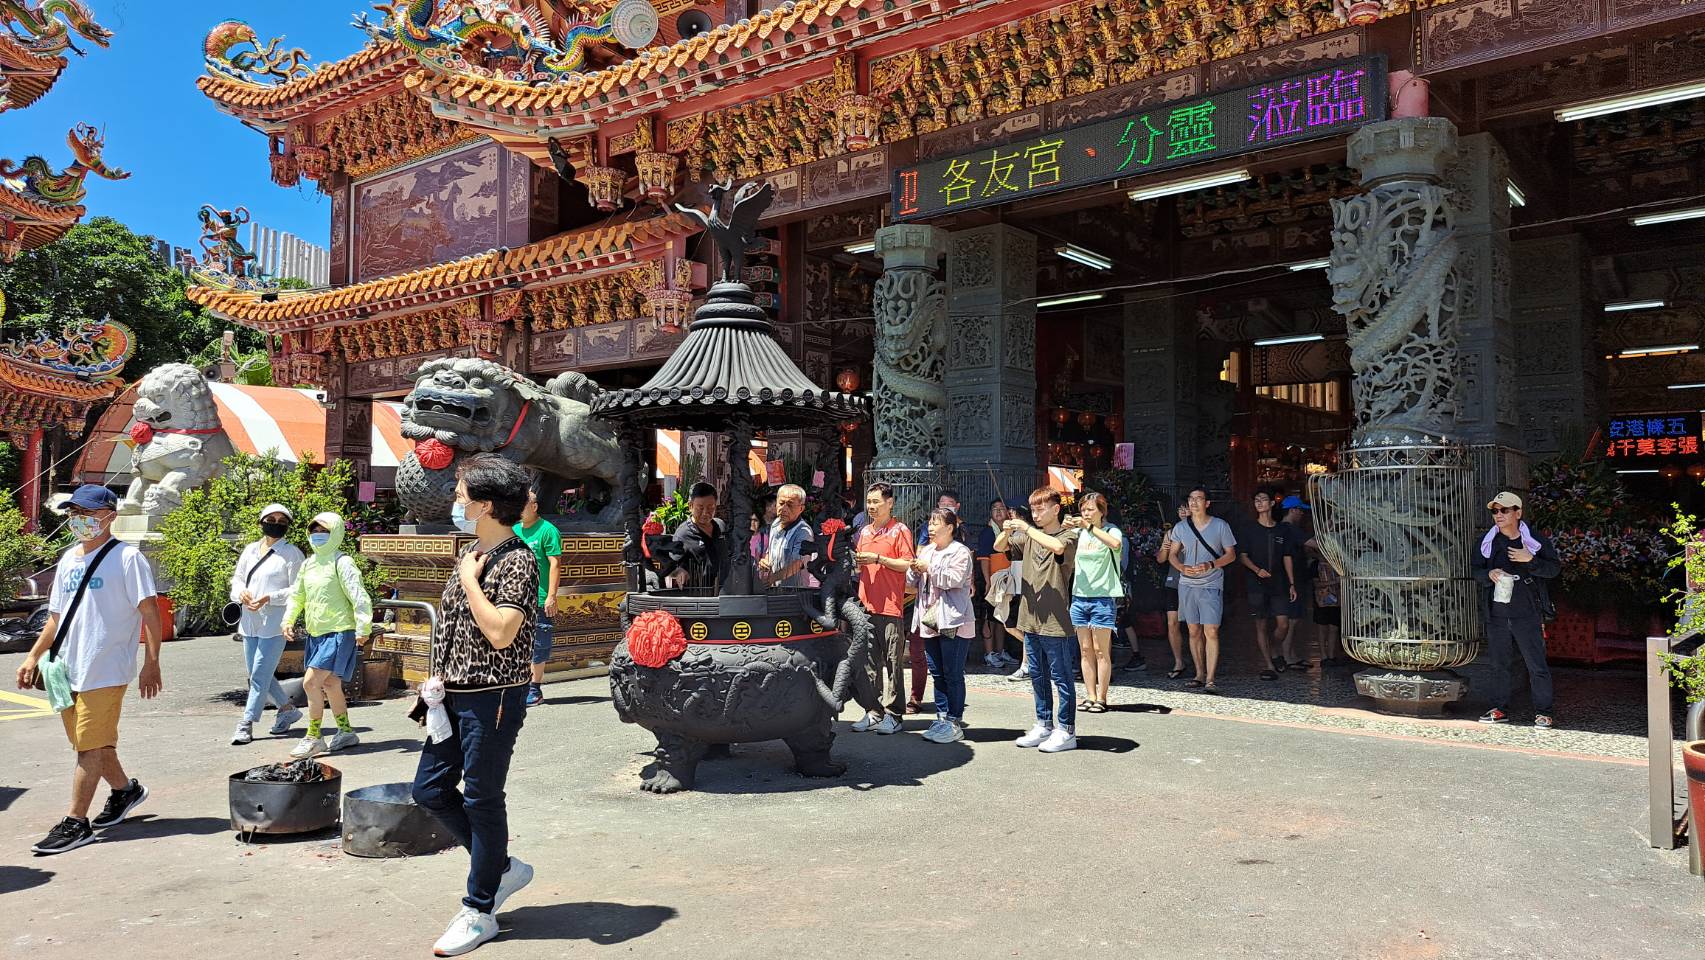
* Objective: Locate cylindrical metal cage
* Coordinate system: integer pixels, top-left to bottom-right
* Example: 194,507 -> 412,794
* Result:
1309,436 -> 1483,670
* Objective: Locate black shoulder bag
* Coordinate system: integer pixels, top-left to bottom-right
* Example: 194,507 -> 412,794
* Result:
1186,519 -> 1222,569
223,545 -> 277,627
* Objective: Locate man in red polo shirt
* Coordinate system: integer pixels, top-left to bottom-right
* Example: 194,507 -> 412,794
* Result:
852,482 -> 913,736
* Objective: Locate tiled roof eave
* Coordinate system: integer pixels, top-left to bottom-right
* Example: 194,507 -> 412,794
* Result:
187,213 -> 696,332
196,42 -> 417,122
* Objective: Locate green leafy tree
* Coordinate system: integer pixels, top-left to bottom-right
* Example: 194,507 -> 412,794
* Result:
155,452 -> 391,633
189,337 -> 273,386
0,217 -> 257,373
0,488 -> 51,604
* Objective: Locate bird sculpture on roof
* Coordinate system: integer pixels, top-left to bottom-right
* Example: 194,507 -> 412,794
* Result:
674,180 -> 775,284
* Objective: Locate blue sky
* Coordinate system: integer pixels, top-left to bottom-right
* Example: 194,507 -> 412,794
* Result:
0,1 -> 376,251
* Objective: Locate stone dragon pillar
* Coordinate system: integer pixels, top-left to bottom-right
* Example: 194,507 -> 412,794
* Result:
868,223 -> 949,525
1309,117 -> 1483,714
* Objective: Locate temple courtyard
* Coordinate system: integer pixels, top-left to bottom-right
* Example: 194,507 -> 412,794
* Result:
1,635 -> 1699,959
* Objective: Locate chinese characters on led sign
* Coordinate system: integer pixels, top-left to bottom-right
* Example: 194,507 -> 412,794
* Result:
1604,413 -> 1702,458
892,57 -> 1388,221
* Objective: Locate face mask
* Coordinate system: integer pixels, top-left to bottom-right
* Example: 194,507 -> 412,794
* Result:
451,501 -> 484,535
260,521 -> 288,539
308,532 -> 331,549
68,515 -> 103,542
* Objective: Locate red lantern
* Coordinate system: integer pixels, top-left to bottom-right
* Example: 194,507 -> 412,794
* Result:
836,368 -> 861,393
1104,414 -> 1122,435
1077,411 -> 1098,430
1053,408 -> 1071,428
1229,434 -> 1244,450
1689,464 -> 1705,480
1662,465 -> 1683,480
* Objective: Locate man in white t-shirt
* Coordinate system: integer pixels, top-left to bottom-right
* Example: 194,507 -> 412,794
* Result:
15,484 -> 161,855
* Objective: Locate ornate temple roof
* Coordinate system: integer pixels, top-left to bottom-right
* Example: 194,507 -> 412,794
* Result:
0,0 -> 111,113
593,280 -> 867,430
0,317 -> 134,434
187,213 -> 695,331
197,41 -> 416,122
0,125 -> 127,259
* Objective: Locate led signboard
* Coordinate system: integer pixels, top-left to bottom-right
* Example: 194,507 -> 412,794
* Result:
892,56 -> 1388,221
1604,412 -> 1703,459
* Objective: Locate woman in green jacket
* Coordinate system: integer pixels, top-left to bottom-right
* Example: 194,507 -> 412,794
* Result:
282,512 -> 373,759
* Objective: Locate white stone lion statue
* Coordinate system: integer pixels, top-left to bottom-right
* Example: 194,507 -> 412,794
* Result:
118,362 -> 235,518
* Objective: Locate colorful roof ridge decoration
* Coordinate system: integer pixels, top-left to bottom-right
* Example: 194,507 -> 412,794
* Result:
197,36 -> 415,119
0,315 -> 134,438
0,0 -> 112,113
203,19 -> 313,85
187,212 -> 696,330
353,0 -> 658,83
0,123 -> 127,259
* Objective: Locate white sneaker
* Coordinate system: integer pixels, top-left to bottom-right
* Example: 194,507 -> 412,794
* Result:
998,652 -> 1020,666
872,714 -> 902,735
493,856 -> 533,913
289,736 -> 326,759
983,653 -> 1003,668
269,706 -> 303,736
230,721 -> 253,745
1015,722 -> 1052,748
922,718 -> 950,742
326,730 -> 360,752
1039,728 -> 1077,753
850,710 -> 881,732
432,905 -> 498,956
1006,664 -> 1030,682
935,719 -> 964,743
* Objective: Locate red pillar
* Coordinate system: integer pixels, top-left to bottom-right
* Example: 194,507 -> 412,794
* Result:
18,427 -> 43,532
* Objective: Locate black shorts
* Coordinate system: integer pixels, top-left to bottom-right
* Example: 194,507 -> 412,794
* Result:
1248,590 -> 1293,619
1313,605 -> 1341,627
1164,587 -> 1179,612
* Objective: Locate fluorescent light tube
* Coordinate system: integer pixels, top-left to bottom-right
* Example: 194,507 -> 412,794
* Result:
843,240 -> 876,254
1615,469 -> 1661,475
1253,333 -> 1326,347
1631,205 -> 1705,227
1506,181 -> 1526,207
1128,168 -> 1251,202
1287,258 -> 1331,271
1618,343 -> 1700,357
1036,293 -> 1106,308
1055,244 -> 1113,271
1604,299 -> 1667,313
1555,80 -> 1705,122
1669,383 -> 1705,390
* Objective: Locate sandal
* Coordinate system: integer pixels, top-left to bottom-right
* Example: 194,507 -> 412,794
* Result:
1203,681 -> 1219,694
1094,701 -> 1110,713
1076,698 -> 1093,711
1260,670 -> 1278,681
1271,657 -> 1288,673
1166,669 -> 1188,680
1287,659 -> 1309,670
1183,678 -> 1205,688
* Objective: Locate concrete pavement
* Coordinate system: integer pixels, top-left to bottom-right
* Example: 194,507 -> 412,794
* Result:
1,636 -> 1700,960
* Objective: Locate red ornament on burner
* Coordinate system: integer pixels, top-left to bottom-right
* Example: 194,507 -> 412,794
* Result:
627,610 -> 688,668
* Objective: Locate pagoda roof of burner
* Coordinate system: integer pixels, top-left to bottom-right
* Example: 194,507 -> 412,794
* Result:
591,280 -> 866,431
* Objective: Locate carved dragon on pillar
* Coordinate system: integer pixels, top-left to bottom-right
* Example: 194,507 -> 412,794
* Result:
871,233 -> 948,466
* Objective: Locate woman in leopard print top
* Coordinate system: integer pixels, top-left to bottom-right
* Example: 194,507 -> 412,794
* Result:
411,455 -> 539,957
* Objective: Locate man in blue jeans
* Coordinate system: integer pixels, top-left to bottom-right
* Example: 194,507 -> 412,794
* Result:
414,455 -> 540,956
997,486 -> 1079,754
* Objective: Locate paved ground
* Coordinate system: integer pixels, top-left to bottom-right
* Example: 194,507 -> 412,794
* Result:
2,635 -> 1700,960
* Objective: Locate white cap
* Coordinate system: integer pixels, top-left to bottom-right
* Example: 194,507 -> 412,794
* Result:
259,503 -> 294,521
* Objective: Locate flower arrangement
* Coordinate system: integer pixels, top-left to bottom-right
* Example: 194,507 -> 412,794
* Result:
1528,453 -> 1673,614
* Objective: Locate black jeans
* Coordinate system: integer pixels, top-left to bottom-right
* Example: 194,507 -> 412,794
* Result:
412,685 -> 529,913
1485,615 -> 1553,713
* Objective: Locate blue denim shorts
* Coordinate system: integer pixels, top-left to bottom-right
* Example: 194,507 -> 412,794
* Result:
531,605 -> 555,665
304,629 -> 359,682
1070,596 -> 1118,629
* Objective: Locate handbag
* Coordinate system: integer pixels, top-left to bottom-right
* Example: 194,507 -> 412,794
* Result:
223,545 -> 277,627
36,539 -> 122,713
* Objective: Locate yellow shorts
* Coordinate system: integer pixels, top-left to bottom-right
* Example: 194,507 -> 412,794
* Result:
62,684 -> 126,752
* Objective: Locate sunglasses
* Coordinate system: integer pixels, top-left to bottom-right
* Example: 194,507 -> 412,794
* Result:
1490,506 -> 1519,515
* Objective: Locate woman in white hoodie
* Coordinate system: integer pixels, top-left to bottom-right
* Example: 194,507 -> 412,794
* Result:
228,503 -> 305,745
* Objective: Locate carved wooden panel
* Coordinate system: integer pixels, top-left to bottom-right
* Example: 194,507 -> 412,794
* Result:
353,141 -> 502,283
1207,29 -> 1363,91
1420,0 -> 1601,75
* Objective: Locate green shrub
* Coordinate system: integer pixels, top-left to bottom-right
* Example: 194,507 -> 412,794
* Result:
0,488 -> 51,603
155,452 -> 391,633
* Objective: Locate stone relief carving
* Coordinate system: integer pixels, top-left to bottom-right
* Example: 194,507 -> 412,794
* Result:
872,232 -> 949,466
1328,182 -> 1461,437
949,312 -> 993,368
948,232 -> 994,288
